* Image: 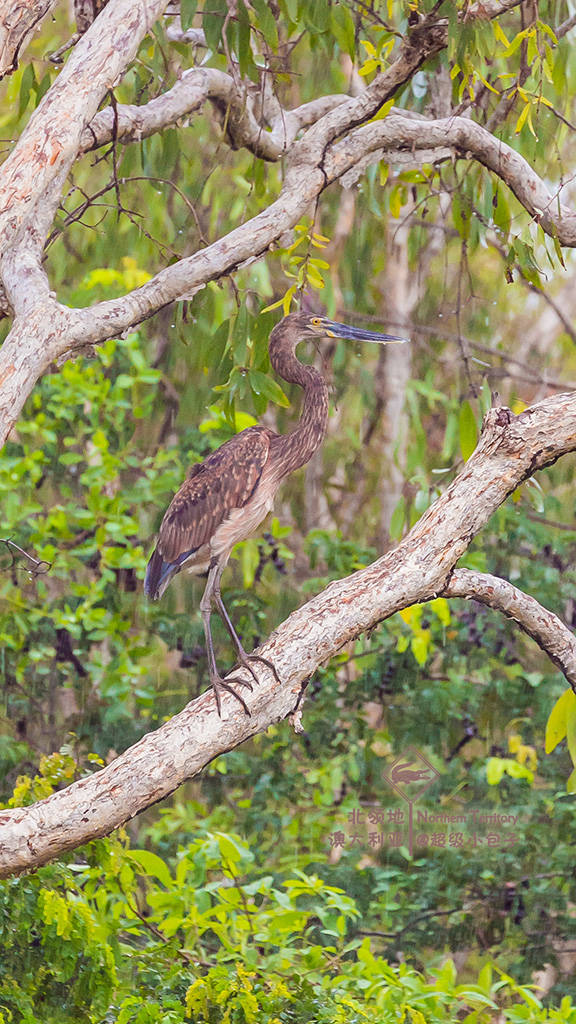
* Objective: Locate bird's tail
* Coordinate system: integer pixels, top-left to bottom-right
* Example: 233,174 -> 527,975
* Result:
145,546 -> 197,599
144,549 -> 179,600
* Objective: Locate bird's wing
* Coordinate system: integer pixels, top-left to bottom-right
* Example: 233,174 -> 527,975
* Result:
156,427 -> 273,563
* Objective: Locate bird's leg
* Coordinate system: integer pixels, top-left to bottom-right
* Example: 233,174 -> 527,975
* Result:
199,561 -> 253,716
212,563 -> 282,686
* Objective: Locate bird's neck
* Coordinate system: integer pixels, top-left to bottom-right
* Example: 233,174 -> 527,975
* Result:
270,346 -> 329,474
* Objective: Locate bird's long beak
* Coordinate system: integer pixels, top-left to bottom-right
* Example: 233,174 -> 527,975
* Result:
323,320 -> 409,344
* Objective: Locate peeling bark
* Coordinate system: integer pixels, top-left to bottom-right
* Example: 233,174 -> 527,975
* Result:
0,0 -> 57,77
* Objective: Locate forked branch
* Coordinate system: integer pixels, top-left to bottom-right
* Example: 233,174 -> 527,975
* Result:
444,568 -> 576,691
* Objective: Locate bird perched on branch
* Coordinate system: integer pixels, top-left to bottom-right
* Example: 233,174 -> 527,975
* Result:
145,312 -> 407,715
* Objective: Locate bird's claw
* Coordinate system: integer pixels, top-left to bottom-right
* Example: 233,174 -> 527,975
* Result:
232,652 -> 282,685
211,673 -> 253,717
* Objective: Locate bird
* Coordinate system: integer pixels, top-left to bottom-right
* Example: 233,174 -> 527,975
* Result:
145,312 -> 407,715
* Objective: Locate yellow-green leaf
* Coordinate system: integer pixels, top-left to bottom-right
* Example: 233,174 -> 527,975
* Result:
492,20 -> 510,48
515,102 -> 530,134
430,597 -> 451,626
567,703 -> 576,765
545,688 -> 576,754
459,401 -> 477,461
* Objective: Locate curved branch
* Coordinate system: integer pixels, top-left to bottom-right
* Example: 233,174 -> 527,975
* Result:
4,100 -> 576,445
0,0 -> 170,256
0,0 -> 57,77
81,67 -> 348,160
1,392 -> 575,877
443,568 -> 576,690
82,0 -> 527,164
75,110 -> 576,342
326,114 -> 576,246
165,20 -> 206,45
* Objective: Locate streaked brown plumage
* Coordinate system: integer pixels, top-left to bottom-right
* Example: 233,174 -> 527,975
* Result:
145,311 -> 407,715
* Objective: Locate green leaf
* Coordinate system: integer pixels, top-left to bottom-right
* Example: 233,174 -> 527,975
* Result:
232,303 -> 249,365
180,0 -> 198,30
18,63 -> 37,119
249,369 -> 290,408
35,73 -> 51,106
389,495 -> 406,541
237,0 -> 253,77
330,4 -> 355,60
459,402 -> 477,461
250,0 -> 278,51
203,0 -> 227,51
240,538 -> 260,588
128,849 -> 174,889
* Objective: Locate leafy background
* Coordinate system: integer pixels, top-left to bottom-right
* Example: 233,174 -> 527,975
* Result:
1,0 -> 576,1020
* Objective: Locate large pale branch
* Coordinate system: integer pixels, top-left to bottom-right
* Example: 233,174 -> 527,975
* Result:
444,569 -> 576,690
3,100 -> 575,445
0,392 -> 575,878
0,0 -> 57,77
328,114 -> 576,246
0,0 -> 170,256
288,0 -> 526,162
82,0 -> 526,163
76,111 -> 576,336
81,67 -> 348,160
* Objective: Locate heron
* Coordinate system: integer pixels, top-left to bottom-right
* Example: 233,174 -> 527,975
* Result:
145,312 -> 407,714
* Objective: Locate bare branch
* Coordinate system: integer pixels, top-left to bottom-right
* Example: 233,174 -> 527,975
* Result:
83,0 -> 528,164
444,568 -> 576,690
3,95 -> 576,447
556,12 -> 576,39
165,18 -> 206,45
73,112 -> 576,343
0,0 -> 170,256
0,0 -> 57,77
82,68 -> 349,160
327,114 -> 576,246
0,391 -> 575,877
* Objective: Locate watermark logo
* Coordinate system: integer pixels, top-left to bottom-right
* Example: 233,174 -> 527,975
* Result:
327,745 -> 520,856
384,746 -> 439,856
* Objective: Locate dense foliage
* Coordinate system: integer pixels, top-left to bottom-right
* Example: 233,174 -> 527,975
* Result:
1,0 -> 576,1020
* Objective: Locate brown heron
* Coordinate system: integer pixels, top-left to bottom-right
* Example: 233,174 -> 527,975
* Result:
145,312 -> 407,714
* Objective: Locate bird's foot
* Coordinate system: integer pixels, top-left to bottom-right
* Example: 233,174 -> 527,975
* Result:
232,651 -> 282,686
211,672 -> 253,717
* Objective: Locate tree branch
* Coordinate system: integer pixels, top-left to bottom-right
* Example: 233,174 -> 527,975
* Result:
1,392 -> 575,877
443,568 -> 576,690
327,114 -> 576,246
3,99 -> 576,446
0,0 -> 57,77
0,0 -> 170,256
81,68 -> 349,160
75,111 -> 576,337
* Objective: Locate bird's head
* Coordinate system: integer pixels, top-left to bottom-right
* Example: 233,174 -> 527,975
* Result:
271,311 -> 408,346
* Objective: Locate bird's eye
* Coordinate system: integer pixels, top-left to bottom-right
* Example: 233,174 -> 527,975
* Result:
312,317 -> 321,325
